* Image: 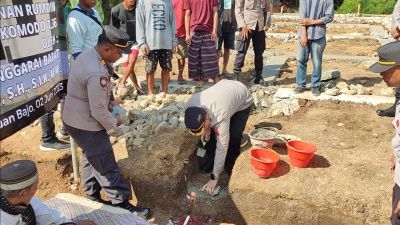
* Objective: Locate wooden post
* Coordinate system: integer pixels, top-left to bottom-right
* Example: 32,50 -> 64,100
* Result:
280,6 -> 284,15
357,4 -> 361,15
270,3 -> 274,15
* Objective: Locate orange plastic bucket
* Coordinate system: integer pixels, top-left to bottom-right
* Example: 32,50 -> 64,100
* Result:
250,148 -> 280,178
286,140 -> 317,168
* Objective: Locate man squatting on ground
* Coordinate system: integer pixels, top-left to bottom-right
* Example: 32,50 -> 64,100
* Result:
184,0 -> 220,87
0,160 -> 96,225
293,0 -> 334,96
62,26 -> 151,218
111,0 -> 146,95
172,0 -> 188,85
136,0 -> 178,95
216,0 -> 237,78
369,41 -> 400,225
184,80 -> 253,194
232,0 -> 271,83
376,0 -> 400,117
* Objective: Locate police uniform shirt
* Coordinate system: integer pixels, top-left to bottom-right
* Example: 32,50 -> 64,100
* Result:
393,102 -> 400,187
63,48 -> 117,133
186,80 -> 253,173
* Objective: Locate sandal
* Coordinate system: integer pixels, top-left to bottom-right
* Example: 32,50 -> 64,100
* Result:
195,81 -> 204,88
136,89 -> 146,95
222,72 -> 233,79
178,79 -> 187,85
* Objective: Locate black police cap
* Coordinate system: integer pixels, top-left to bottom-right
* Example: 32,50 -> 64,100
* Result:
102,25 -> 131,54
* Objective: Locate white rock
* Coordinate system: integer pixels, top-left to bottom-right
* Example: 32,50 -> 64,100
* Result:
356,84 -> 365,95
321,69 -> 340,81
169,117 -> 179,128
325,89 -> 340,96
346,89 -> 357,95
70,184 -> 78,190
140,99 -> 149,108
133,137 -> 146,146
157,92 -> 166,98
363,88 -> 372,95
380,88 -> 395,97
21,131 -> 27,136
337,123 -> 345,126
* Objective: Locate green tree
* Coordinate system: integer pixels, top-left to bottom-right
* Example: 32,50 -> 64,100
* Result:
337,0 -> 396,14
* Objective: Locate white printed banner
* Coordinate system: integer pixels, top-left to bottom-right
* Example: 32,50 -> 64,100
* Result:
0,0 -> 68,140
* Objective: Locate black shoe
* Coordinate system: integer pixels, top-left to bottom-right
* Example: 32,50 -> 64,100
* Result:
200,156 -> 214,173
57,130 -> 70,140
86,194 -> 112,205
377,105 -> 396,117
40,139 -> 70,151
114,201 -> 152,219
254,77 -> 262,84
293,87 -> 305,94
311,87 -> 321,96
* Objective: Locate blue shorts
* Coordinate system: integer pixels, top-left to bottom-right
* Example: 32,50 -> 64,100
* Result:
217,32 -> 235,50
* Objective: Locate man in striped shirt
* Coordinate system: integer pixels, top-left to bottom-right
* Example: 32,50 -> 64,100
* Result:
293,0 -> 334,96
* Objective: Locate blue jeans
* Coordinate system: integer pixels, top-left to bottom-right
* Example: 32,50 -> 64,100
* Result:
296,36 -> 326,88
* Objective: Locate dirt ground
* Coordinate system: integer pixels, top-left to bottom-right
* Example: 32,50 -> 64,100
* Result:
0,100 -> 394,224
277,59 -> 388,95
0,20 -> 395,224
267,38 -> 380,56
271,26 -> 371,36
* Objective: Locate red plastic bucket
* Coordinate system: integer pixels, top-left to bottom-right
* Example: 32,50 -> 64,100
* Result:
250,148 -> 280,178
286,140 -> 317,168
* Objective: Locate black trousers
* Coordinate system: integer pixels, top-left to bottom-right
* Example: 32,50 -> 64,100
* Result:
40,99 -> 67,143
393,184 -> 400,225
64,124 -> 131,204
233,23 -> 266,79
204,106 -> 251,172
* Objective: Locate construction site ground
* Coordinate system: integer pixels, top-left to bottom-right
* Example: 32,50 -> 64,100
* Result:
0,15 -> 397,225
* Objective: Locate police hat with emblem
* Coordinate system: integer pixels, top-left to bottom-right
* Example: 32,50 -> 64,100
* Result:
369,41 -> 400,73
101,25 -> 131,54
185,107 -> 207,136
0,160 -> 38,190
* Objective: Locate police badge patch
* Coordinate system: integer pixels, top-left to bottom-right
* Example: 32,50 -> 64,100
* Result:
100,76 -> 108,87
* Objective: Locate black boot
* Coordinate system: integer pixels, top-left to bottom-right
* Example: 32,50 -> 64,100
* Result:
254,71 -> 263,84
114,201 -> 152,219
377,93 -> 399,117
376,104 -> 396,117
86,192 -> 112,205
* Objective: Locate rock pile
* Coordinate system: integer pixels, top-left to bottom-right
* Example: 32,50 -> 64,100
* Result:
250,85 -> 300,117
111,88 -> 192,147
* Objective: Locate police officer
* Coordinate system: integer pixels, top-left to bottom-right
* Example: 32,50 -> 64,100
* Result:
184,80 -> 253,194
369,41 -> 400,225
376,0 -> 400,117
62,25 -> 151,218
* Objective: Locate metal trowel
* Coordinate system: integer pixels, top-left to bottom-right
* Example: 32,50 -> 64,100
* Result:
196,141 -> 206,157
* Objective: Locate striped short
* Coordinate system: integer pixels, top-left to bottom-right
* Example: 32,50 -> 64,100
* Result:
188,31 -> 219,80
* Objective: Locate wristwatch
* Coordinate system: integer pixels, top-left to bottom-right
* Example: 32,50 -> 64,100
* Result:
210,174 -> 220,180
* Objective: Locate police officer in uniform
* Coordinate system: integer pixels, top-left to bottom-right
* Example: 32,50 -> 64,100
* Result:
184,80 -> 253,194
62,25 -> 151,218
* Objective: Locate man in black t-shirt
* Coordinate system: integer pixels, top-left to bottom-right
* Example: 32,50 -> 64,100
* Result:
217,0 -> 237,79
111,0 -> 145,95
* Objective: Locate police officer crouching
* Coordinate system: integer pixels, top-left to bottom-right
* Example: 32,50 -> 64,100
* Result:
62,25 -> 151,218
184,80 -> 254,195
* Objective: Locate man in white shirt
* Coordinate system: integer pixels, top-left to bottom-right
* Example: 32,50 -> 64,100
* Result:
0,160 -> 96,225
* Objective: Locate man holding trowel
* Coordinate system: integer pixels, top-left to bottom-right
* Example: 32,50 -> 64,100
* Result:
184,80 -> 253,194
